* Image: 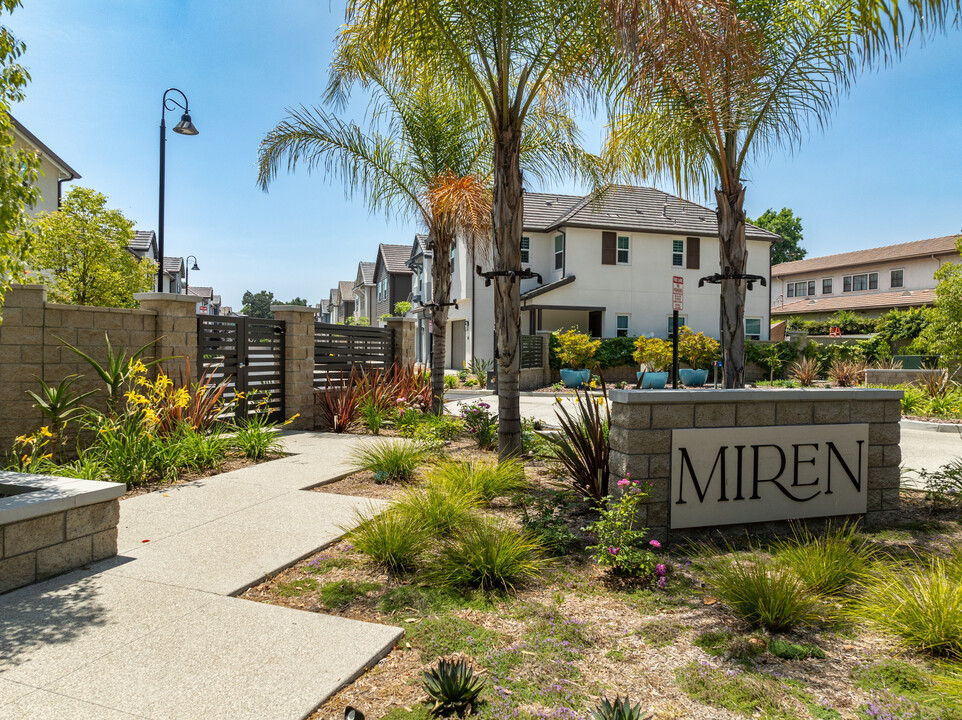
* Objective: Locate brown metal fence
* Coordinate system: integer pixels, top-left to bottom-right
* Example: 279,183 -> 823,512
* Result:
313,322 -> 395,389
197,315 -> 285,422
520,334 -> 544,370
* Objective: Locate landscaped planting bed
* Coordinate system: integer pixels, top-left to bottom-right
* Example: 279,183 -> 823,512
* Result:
245,394 -> 962,720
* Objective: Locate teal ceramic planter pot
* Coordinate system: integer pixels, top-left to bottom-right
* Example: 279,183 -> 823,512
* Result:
679,369 -> 709,387
560,368 -> 591,388
636,371 -> 669,389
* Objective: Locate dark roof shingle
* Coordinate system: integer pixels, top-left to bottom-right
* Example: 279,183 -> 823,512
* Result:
163,256 -> 183,275
772,288 -> 937,315
128,230 -> 155,252
772,235 -> 961,277
379,243 -> 414,274
338,280 -> 355,300
357,261 -> 375,285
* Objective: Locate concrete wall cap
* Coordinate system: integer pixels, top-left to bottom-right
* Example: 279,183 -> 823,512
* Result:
270,305 -> 317,314
0,471 -> 125,525
610,387 -> 904,404
133,292 -> 200,304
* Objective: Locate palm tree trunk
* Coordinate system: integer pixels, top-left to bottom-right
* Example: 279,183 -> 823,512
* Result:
430,230 -> 453,415
715,179 -> 748,388
492,126 -> 523,458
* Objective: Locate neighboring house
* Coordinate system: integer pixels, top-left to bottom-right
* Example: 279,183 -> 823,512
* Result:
422,185 -> 776,369
353,261 -> 376,325
408,234 -> 433,364
771,234 -> 962,320
10,115 -> 80,216
162,257 -> 184,294
329,281 -> 355,323
316,299 -> 331,323
127,230 -> 158,262
327,288 -> 340,323
373,244 -> 413,325
183,285 -> 221,316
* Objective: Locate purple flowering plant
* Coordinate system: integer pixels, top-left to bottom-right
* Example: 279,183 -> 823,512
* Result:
583,478 -> 666,580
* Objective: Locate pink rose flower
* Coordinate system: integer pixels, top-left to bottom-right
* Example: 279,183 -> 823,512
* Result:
617,479 -> 630,487
649,540 -> 661,548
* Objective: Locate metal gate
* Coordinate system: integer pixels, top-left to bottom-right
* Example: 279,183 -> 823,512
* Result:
197,316 -> 285,422
314,322 -> 394,388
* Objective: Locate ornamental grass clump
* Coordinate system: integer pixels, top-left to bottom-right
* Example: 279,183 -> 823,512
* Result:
349,439 -> 432,482
773,521 -> 878,597
696,548 -> 825,632
392,483 -> 483,537
428,458 -> 527,504
344,507 -> 430,574
428,520 -> 547,592
854,553 -> 962,658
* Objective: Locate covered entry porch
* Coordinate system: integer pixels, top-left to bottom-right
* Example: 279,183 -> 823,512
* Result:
522,304 -> 606,338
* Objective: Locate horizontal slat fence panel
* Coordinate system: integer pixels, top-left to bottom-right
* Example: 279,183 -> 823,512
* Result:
314,322 -> 394,389
520,335 -> 544,370
198,315 -> 285,423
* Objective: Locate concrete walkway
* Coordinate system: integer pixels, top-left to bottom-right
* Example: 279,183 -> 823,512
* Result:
0,432 -> 402,720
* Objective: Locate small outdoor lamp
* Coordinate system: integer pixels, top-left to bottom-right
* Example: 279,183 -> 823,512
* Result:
185,255 -> 199,294
344,707 -> 365,720
157,87 -> 199,292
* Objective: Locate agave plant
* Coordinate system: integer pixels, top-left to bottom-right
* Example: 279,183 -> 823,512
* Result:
422,658 -> 484,717
591,696 -> 649,720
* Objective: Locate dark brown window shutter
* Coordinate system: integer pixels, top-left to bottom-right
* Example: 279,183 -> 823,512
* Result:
686,237 -> 700,269
601,231 -> 616,265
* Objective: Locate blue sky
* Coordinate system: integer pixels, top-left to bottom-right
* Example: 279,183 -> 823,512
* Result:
8,1 -> 962,310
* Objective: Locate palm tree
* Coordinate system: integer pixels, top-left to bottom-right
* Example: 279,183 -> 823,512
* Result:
605,0 -> 960,387
258,68 -> 491,415
330,0 -> 609,456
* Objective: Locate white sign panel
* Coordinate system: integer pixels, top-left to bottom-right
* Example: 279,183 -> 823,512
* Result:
670,424 -> 868,529
672,275 -> 683,311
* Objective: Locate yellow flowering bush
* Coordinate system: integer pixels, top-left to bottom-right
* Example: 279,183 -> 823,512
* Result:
633,336 -> 673,372
554,328 -> 602,369
678,327 -> 721,370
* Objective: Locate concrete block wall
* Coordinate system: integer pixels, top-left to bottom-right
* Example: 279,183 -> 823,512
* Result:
609,388 -> 903,542
272,305 -> 315,430
384,317 -> 416,366
0,499 -> 119,594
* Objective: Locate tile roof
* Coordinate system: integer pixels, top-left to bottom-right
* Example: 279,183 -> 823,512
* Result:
356,261 -> 375,286
521,274 -> 576,301
523,186 -> 779,241
184,286 -> 213,299
411,234 -> 430,258
772,234 -> 961,277
320,299 -> 330,312
772,288 -> 937,315
163,256 -> 183,275
338,280 -> 354,300
379,243 -> 414,274
128,230 -> 156,252
329,288 -> 339,305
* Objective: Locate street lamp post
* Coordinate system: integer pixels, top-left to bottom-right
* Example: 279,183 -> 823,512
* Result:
157,88 -> 199,293
184,255 -> 200,294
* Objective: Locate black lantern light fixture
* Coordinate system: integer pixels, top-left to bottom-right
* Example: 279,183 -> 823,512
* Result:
185,255 -> 199,294
157,88 -> 199,293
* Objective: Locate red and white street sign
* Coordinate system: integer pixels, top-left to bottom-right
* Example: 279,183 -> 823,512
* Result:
672,275 -> 684,311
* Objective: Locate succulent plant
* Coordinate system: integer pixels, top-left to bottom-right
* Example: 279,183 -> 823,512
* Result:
591,695 -> 650,720
422,658 -> 484,717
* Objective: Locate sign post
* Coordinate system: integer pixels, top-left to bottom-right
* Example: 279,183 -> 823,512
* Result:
671,276 -> 683,389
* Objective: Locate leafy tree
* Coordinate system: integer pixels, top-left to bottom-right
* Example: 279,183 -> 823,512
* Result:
281,297 -> 308,306
605,0 -> 958,388
0,0 -> 41,311
919,237 -> 962,363
259,58 -> 492,416
241,290 -> 275,318
30,187 -> 153,307
331,0 -> 609,452
750,208 -> 806,266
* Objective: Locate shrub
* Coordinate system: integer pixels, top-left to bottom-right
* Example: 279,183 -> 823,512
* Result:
459,400 -> 498,450
746,340 -> 798,380
467,356 -> 492,387
773,522 -> 877,597
231,414 -> 285,460
345,508 -> 430,573
790,357 -> 821,386
542,389 -> 610,505
520,492 -> 578,555
392,484 -> 483,537
678,327 -> 720,370
592,337 -> 637,368
350,439 -> 432,482
429,520 -> 547,591
917,458 -> 962,507
828,359 -> 865,387
443,374 -> 458,390
901,385 -> 929,415
554,327 -> 601,369
696,549 -> 825,631
359,399 -> 389,435
585,480 -> 659,578
422,658 -> 485,718
428,458 -> 527,504
632,336 -> 672,371
316,373 -> 360,432
171,423 -> 232,470
855,555 -> 962,658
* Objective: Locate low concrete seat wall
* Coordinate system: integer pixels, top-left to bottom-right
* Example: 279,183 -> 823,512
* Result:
864,368 -> 944,386
609,388 -> 903,542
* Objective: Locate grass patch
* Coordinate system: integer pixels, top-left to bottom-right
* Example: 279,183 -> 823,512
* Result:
428,521 -> 548,592
636,618 -> 682,648
376,584 -> 496,616
303,554 -> 351,575
513,602 -> 594,648
406,615 -> 501,661
392,484 -> 482,537
696,548 -> 826,631
344,508 -> 430,574
428,458 -> 528,504
381,707 -> 433,720
694,630 -> 734,657
773,522 -> 877,597
768,639 -> 826,660
274,577 -> 318,597
350,439 -> 432,482
317,580 -> 379,610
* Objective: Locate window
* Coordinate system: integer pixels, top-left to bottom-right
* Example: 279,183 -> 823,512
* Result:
450,244 -> 455,261
617,236 -> 630,264
787,280 -> 814,298
616,314 -> 630,337
808,280 -> 816,296
521,236 -> 530,264
672,239 -> 684,267
554,235 -> 564,270
745,318 -> 762,341
667,315 -> 687,336
843,272 -> 878,292
891,269 -> 904,288
822,278 -> 833,294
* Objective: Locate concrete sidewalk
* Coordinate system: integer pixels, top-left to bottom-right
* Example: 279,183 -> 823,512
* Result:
0,432 -> 402,720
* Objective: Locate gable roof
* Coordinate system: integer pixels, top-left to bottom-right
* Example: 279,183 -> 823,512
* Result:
184,286 -> 213,299
355,261 -> 375,286
338,280 -> 354,301
9,115 -> 81,180
329,288 -> 339,305
773,288 -> 937,316
772,234 -> 962,277
378,243 -> 414,275
523,186 -> 779,241
128,230 -> 156,253
163,256 -> 183,276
